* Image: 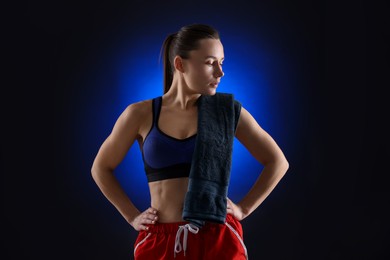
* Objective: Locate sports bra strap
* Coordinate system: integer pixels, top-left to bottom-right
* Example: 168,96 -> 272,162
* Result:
152,96 -> 162,126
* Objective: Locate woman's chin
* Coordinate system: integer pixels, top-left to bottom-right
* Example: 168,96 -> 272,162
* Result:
204,88 -> 217,96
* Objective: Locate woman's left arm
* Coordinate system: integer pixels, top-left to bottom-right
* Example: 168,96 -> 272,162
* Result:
227,106 -> 289,220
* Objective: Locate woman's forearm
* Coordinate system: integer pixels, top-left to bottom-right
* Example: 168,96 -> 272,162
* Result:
238,159 -> 289,219
91,168 -> 141,225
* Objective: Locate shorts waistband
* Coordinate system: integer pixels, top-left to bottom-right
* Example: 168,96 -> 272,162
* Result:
144,214 -> 236,234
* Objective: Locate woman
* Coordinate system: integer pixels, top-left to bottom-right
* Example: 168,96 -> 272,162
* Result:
91,23 -> 289,259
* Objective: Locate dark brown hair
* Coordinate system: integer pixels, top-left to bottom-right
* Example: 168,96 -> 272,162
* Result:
159,23 -> 220,94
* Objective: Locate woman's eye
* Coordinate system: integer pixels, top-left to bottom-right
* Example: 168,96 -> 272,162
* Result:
206,61 -> 223,66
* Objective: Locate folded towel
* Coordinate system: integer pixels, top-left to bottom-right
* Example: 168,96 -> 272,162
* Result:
182,92 -> 242,228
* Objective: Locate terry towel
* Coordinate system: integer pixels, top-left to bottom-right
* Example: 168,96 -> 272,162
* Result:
182,92 -> 242,228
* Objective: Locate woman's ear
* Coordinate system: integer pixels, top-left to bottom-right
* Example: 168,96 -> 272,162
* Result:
173,55 -> 185,73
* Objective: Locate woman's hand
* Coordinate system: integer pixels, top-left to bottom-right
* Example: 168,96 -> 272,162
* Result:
130,207 -> 159,231
226,197 -> 245,221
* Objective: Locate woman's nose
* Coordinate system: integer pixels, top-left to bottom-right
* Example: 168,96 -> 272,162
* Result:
214,64 -> 224,78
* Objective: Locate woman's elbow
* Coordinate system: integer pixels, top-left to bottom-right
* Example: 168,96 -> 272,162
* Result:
91,159 -> 115,181
279,156 -> 289,174
91,163 -> 100,181
91,160 -> 106,181
269,153 -> 289,176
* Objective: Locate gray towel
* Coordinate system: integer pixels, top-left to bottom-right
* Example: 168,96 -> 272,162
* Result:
182,92 -> 241,228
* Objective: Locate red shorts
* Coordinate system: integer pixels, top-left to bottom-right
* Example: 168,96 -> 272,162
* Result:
133,214 -> 248,260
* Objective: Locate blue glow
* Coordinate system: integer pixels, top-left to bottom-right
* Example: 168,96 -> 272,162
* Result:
112,30 -> 277,207
83,24 -> 300,210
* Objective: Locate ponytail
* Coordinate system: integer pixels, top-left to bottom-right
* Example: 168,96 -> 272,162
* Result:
159,33 -> 176,94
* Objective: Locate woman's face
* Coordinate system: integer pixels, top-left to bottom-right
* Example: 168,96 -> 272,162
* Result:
182,38 -> 225,95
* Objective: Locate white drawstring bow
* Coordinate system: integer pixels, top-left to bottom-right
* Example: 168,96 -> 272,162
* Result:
174,223 -> 199,257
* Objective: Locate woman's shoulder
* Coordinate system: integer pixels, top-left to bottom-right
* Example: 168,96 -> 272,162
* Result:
121,97 -> 155,120
124,98 -> 152,116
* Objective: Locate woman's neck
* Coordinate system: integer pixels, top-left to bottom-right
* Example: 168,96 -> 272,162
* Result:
164,77 -> 200,110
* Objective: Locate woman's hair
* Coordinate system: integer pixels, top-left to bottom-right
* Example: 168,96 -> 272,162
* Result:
159,23 -> 220,94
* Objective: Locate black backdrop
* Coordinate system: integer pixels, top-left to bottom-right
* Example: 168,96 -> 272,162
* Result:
4,0 -> 389,259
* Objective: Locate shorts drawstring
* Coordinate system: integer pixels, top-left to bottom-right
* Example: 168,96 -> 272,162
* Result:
174,223 -> 199,257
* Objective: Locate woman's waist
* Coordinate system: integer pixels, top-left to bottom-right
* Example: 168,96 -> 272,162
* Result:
149,177 -> 189,222
151,200 -> 185,223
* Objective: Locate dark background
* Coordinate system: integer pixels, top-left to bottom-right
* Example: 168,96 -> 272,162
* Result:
3,0 -> 389,259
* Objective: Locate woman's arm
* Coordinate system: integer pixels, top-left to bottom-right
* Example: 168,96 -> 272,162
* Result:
91,101 -> 158,231
227,106 -> 289,220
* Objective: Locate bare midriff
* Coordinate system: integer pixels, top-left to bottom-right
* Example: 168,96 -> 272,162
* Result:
148,177 -> 189,223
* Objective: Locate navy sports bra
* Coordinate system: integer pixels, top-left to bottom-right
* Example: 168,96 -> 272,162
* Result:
141,96 -> 197,182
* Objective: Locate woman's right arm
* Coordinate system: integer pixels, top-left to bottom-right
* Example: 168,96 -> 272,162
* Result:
91,102 -> 158,231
